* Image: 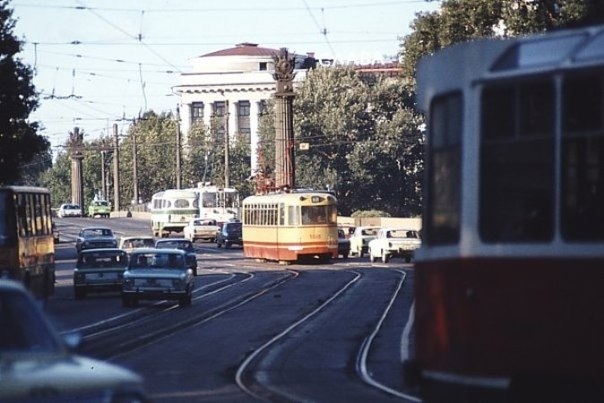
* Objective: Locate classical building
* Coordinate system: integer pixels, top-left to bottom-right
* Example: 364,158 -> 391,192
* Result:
173,42 -> 313,175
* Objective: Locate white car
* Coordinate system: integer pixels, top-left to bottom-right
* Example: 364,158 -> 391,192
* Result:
367,228 -> 422,263
183,218 -> 220,243
349,226 -> 381,257
0,279 -> 146,401
119,235 -> 156,254
57,203 -> 82,218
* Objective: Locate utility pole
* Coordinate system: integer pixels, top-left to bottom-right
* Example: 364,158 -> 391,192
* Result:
176,106 -> 182,189
132,125 -> 139,205
224,100 -> 230,188
101,150 -> 107,199
113,123 -> 120,212
69,127 -> 84,207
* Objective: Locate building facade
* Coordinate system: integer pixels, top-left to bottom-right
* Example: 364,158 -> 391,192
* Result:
173,42 -> 311,175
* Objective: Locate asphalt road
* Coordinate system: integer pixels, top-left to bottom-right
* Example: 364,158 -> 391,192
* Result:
45,217 -> 419,403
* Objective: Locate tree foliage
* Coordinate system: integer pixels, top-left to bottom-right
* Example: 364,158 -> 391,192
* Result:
0,0 -> 49,185
293,67 -> 423,216
399,0 -> 594,80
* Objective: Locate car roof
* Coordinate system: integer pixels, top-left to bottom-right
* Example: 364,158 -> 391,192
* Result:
130,248 -> 185,255
81,226 -> 113,231
79,248 -> 126,254
156,238 -> 191,243
121,235 -> 154,240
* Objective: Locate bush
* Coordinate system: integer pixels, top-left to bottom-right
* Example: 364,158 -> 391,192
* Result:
350,210 -> 391,218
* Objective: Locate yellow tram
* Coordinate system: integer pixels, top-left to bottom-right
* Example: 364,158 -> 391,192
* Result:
241,190 -> 338,262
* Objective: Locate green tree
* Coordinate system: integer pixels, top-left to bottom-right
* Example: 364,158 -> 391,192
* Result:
119,111 -> 178,207
293,67 -> 423,216
0,0 -> 49,185
39,150 -> 71,207
399,0 -> 594,79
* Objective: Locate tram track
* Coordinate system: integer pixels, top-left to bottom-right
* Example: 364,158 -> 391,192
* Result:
235,268 -> 418,402
78,270 -> 298,360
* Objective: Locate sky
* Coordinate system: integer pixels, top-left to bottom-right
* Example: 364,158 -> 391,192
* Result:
9,0 -> 441,157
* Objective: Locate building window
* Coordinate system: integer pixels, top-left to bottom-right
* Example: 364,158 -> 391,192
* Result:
191,102 -> 204,125
213,101 -> 226,117
212,101 -> 227,137
258,100 -> 268,116
238,100 -> 250,117
259,62 -> 267,71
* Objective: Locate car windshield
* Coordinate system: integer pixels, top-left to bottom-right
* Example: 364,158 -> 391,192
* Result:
82,228 -> 113,237
156,241 -> 192,251
0,289 -> 61,353
361,228 -> 379,236
130,253 -> 185,269
77,251 -> 128,269
122,238 -> 155,249
388,229 -> 419,239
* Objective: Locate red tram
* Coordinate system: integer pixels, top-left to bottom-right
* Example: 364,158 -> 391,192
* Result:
412,24 -> 604,401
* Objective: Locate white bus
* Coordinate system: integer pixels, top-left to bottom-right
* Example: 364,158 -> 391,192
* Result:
150,189 -> 199,238
186,183 -> 240,225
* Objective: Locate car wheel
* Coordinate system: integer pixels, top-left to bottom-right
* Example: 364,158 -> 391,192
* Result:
217,240 -> 222,248
359,248 -> 365,258
193,267 -> 198,276
179,294 -> 192,307
225,241 -> 231,249
381,250 -> 390,263
369,249 -> 376,263
405,256 -> 412,263
342,251 -> 349,259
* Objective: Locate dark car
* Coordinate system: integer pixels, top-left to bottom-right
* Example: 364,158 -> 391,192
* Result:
73,248 -> 129,299
75,227 -> 118,254
216,221 -> 243,249
155,238 -> 198,276
122,249 -> 194,308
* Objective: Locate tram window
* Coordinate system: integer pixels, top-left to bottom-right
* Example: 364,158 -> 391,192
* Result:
288,206 -> 298,226
562,74 -> 604,240
174,199 -> 189,208
480,80 -> 554,242
426,93 -> 461,245
279,203 -> 285,226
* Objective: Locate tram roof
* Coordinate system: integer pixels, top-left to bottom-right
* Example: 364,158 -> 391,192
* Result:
416,23 -> 604,112
243,190 -> 336,203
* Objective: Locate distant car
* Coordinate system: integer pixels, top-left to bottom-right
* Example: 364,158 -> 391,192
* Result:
337,228 -> 350,259
367,228 -> 422,263
52,222 -> 60,244
88,199 -> 111,218
73,248 -> 129,299
75,226 -> 118,254
119,235 -> 156,254
183,218 -> 220,243
121,249 -> 194,307
349,226 -> 381,257
155,238 -> 198,276
57,203 -> 82,218
0,279 -> 146,401
216,221 -> 243,249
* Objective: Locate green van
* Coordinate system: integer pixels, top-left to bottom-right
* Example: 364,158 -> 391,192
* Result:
88,199 -> 111,218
